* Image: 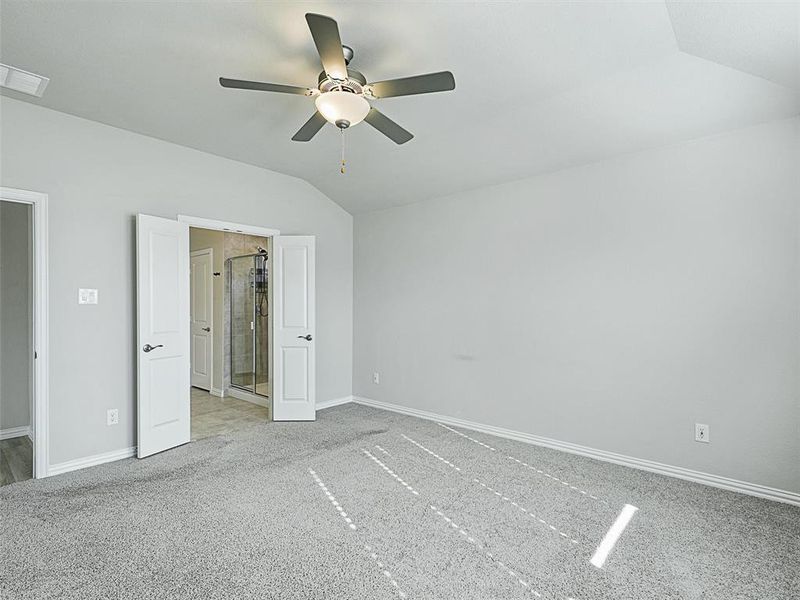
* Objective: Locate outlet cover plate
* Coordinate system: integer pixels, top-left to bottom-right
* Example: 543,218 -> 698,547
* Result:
107,409 -> 119,426
695,423 -> 709,443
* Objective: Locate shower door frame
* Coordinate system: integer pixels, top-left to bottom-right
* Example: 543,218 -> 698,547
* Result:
226,251 -> 270,399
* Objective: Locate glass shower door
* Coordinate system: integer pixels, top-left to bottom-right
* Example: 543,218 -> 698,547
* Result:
229,256 -> 255,392
253,254 -> 269,397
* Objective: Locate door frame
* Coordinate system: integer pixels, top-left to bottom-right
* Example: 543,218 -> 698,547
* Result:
178,215 -> 280,414
178,215 -> 280,239
189,247 -> 214,391
0,187 -> 49,479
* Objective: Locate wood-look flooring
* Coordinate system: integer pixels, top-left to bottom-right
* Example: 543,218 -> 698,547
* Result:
191,387 -> 269,441
0,435 -> 33,486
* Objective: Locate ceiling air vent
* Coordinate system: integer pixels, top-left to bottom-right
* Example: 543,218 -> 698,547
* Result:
0,63 -> 49,97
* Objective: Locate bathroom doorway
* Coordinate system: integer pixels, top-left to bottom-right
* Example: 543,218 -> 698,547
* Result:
189,227 -> 271,441
137,213 -> 315,458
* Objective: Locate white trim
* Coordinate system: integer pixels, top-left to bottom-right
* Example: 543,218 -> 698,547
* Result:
316,395 -> 353,411
352,396 -> 800,507
210,387 -> 225,398
0,426 -> 31,441
48,446 -> 137,477
1,187 -> 49,479
228,387 -> 270,408
178,215 -> 280,238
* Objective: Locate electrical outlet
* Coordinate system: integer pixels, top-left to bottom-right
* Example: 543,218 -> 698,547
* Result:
695,423 -> 709,443
372,372 -> 380,385
107,409 -> 119,426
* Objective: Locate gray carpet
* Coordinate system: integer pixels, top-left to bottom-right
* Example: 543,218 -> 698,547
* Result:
1,404 -> 797,599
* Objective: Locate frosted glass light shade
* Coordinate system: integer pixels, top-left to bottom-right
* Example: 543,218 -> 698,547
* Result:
315,91 -> 370,127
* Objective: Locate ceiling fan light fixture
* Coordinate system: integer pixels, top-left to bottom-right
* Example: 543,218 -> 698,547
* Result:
315,91 -> 370,128
219,13 -> 455,145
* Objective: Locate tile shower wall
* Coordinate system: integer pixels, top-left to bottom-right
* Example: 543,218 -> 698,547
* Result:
224,233 -> 269,393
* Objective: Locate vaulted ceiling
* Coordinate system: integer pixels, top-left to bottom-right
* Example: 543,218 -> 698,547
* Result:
1,1 -> 798,213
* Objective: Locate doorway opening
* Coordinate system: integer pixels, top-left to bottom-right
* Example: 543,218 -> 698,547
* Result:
0,188 -> 48,481
189,227 -> 272,441
0,200 -> 33,485
137,213 -> 316,459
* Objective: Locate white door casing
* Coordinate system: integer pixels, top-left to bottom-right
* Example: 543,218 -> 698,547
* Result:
190,249 -> 213,391
271,236 -> 316,421
136,214 -> 191,458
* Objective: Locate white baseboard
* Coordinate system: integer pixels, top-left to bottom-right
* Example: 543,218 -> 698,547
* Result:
210,387 -> 225,398
352,396 -> 800,507
317,395 -> 354,411
0,426 -> 31,441
48,446 -> 137,477
227,387 -> 269,408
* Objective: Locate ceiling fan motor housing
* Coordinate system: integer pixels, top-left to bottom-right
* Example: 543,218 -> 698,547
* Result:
317,68 -> 367,95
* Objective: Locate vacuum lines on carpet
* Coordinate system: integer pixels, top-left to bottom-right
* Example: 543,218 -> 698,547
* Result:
360,446 -> 560,599
309,467 -> 408,598
311,423 -> 640,599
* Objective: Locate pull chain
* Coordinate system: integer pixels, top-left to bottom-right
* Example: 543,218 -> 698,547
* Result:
340,127 -> 346,174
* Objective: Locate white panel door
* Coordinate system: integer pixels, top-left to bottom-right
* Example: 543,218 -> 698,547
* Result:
272,236 -> 315,421
136,214 -> 191,458
190,249 -> 213,391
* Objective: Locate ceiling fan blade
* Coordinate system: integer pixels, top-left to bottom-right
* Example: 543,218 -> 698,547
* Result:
368,71 -> 455,99
219,77 -> 311,95
291,111 -> 327,142
364,108 -> 413,145
305,13 -> 348,80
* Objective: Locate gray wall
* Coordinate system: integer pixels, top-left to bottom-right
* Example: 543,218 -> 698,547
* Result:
0,97 -> 353,466
354,118 -> 800,493
0,200 -> 32,431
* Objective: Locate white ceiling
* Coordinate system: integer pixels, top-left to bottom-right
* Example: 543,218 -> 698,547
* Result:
1,1 -> 798,214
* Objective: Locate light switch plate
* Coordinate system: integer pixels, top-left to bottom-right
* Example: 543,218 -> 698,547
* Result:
78,288 -> 98,304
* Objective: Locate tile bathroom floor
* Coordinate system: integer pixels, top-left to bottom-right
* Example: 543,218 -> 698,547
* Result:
191,387 -> 269,441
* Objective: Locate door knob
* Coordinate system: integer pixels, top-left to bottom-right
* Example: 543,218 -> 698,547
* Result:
202,327 -> 211,332
143,344 -> 164,353
297,334 -> 313,341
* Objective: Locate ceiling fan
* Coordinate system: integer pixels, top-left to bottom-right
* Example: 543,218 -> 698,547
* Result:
219,13 -> 456,145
